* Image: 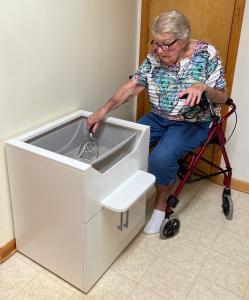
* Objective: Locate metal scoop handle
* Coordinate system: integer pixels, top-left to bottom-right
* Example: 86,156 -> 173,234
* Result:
77,124 -> 97,158
88,124 -> 95,135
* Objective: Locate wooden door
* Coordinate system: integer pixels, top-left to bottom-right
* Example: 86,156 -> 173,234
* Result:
137,0 -> 245,177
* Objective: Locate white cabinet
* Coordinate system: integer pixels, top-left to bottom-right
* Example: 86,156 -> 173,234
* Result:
83,197 -> 146,291
6,110 -> 155,292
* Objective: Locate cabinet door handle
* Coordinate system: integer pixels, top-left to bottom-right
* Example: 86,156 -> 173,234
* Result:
124,210 -> 129,228
117,212 -> 124,231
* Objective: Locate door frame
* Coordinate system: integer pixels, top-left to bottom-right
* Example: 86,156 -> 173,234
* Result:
136,0 -> 246,185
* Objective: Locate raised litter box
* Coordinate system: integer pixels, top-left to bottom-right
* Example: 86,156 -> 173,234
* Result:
6,110 -> 155,292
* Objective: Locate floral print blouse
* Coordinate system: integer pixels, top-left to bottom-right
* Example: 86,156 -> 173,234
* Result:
132,41 -> 226,122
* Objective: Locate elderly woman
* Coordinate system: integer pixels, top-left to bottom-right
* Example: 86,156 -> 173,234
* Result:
87,10 -> 227,234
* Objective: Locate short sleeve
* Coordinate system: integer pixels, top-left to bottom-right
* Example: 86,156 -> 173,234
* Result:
206,48 -> 226,89
131,56 -> 152,89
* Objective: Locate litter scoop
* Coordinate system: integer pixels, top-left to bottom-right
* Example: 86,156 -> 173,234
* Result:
77,125 -> 99,161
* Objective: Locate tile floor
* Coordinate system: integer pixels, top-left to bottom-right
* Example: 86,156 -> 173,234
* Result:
1,180 -> 249,299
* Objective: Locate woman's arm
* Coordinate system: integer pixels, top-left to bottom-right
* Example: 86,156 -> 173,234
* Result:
87,80 -> 145,132
205,85 -> 228,103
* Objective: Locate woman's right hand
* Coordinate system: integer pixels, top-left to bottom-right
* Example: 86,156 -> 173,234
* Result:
87,109 -> 106,133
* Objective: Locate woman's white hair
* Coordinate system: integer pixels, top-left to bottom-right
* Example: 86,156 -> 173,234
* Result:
151,10 -> 191,40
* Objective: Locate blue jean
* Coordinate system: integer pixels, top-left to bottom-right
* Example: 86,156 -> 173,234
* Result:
138,112 -> 210,185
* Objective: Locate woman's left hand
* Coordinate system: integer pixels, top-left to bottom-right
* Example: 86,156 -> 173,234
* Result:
178,83 -> 207,107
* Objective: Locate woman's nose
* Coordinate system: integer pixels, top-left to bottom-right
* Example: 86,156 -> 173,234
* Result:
157,46 -> 164,54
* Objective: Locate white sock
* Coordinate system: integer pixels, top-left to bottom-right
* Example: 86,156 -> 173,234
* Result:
143,209 -> 165,235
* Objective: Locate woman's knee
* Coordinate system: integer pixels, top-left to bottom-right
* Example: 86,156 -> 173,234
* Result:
148,149 -> 178,175
148,153 -> 178,185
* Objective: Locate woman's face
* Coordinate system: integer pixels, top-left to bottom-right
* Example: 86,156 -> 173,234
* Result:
151,33 -> 186,65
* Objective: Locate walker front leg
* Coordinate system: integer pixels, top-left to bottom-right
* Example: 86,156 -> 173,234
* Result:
160,195 -> 180,239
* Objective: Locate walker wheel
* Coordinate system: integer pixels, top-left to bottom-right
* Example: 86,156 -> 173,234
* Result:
222,194 -> 233,220
160,217 -> 180,239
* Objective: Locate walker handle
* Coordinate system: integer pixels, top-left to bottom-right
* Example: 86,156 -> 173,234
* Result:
179,92 -> 209,111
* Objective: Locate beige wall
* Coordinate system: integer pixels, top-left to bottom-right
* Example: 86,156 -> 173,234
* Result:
226,0 -> 249,182
0,0 -> 140,246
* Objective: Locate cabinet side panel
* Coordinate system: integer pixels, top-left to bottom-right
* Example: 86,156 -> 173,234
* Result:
6,144 -> 85,289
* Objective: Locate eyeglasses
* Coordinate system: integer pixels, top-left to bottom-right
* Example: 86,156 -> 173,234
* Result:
150,39 -> 178,51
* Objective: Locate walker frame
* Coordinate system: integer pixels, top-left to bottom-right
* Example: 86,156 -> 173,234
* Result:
160,93 -> 236,239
